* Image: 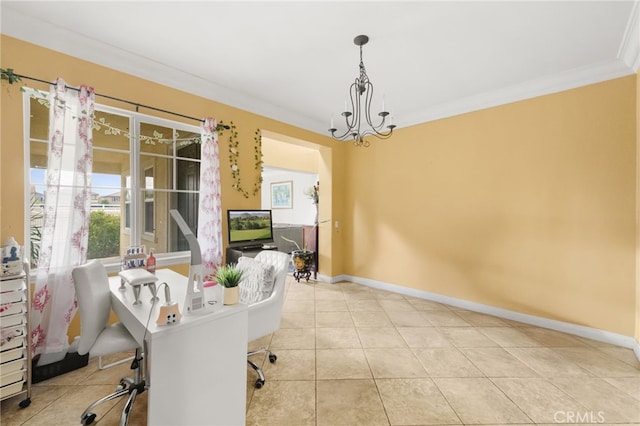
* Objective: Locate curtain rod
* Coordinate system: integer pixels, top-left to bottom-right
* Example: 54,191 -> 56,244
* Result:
5,71 -> 206,124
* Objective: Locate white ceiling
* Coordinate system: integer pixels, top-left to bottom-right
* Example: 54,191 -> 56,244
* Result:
2,1 -> 638,138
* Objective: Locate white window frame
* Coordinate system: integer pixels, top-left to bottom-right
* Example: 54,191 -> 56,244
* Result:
22,89 -> 201,273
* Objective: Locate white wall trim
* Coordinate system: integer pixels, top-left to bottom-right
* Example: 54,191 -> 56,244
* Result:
313,273 -> 331,283
327,274 -> 639,360
618,0 -> 640,72
399,59 -> 634,130
328,274 -> 350,284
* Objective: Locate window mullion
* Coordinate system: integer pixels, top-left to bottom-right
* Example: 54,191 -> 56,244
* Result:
173,128 -> 178,191
22,88 -> 34,260
130,116 -> 141,246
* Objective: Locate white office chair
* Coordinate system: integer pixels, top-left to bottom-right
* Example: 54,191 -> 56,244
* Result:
240,250 -> 289,389
72,260 -> 145,426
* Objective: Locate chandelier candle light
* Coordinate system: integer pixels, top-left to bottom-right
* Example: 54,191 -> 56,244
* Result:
329,35 -> 396,147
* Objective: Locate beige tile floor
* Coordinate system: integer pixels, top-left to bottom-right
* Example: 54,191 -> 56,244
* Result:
2,276 -> 640,425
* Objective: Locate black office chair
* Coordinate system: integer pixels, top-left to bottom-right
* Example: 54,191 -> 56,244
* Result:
72,260 -> 146,426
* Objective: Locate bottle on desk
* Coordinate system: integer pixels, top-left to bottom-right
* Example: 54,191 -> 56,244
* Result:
147,249 -> 156,274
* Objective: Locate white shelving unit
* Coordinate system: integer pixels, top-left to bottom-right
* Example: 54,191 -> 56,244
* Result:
0,263 -> 32,408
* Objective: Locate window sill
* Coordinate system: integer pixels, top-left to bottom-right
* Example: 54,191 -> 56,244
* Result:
28,252 -> 192,281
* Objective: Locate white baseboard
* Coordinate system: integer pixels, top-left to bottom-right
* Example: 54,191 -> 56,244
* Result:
332,274 -> 639,361
329,274 -> 349,284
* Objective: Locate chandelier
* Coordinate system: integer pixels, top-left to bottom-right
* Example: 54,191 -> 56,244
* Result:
329,35 -> 396,147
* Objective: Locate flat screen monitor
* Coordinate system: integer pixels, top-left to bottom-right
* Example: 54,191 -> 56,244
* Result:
227,209 -> 274,249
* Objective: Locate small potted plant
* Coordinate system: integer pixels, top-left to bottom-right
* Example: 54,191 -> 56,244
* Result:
281,236 -> 315,282
215,263 -> 243,305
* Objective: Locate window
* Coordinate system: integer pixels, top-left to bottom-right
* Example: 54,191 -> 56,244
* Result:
25,89 -> 202,267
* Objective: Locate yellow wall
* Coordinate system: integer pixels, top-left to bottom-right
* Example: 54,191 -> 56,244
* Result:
344,76 -> 636,336
262,136 -> 319,173
2,35 -> 638,339
637,69 -> 640,344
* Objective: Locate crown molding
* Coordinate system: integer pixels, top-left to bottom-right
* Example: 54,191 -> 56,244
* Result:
618,0 -> 640,72
397,59 -> 635,130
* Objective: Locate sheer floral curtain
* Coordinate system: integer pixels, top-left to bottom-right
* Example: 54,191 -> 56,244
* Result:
31,79 -> 94,364
197,118 -> 223,278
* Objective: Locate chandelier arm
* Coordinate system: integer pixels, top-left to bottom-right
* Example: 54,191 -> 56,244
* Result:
362,81 -> 378,130
360,128 -> 393,140
363,81 -> 393,133
331,80 -> 360,140
329,82 -> 359,141
346,80 -> 359,129
330,126 -> 357,141
352,80 -> 362,139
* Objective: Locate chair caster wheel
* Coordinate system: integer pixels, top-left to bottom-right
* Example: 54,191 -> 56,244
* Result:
117,379 -> 128,391
269,354 -> 277,363
255,379 -> 264,389
18,397 -> 31,408
81,413 -> 97,425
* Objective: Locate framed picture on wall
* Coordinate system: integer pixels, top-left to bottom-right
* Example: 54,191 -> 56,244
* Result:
271,181 -> 293,209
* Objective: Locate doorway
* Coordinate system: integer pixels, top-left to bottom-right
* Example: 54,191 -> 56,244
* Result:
260,132 -> 333,279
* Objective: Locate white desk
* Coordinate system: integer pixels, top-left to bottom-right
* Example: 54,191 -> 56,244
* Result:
109,269 -> 247,426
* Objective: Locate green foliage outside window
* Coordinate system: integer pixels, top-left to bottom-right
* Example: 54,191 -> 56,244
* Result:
87,211 -> 120,259
29,195 -> 43,268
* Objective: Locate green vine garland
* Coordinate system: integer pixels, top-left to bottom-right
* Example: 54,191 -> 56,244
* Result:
220,121 -> 263,198
1,68 -> 21,84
